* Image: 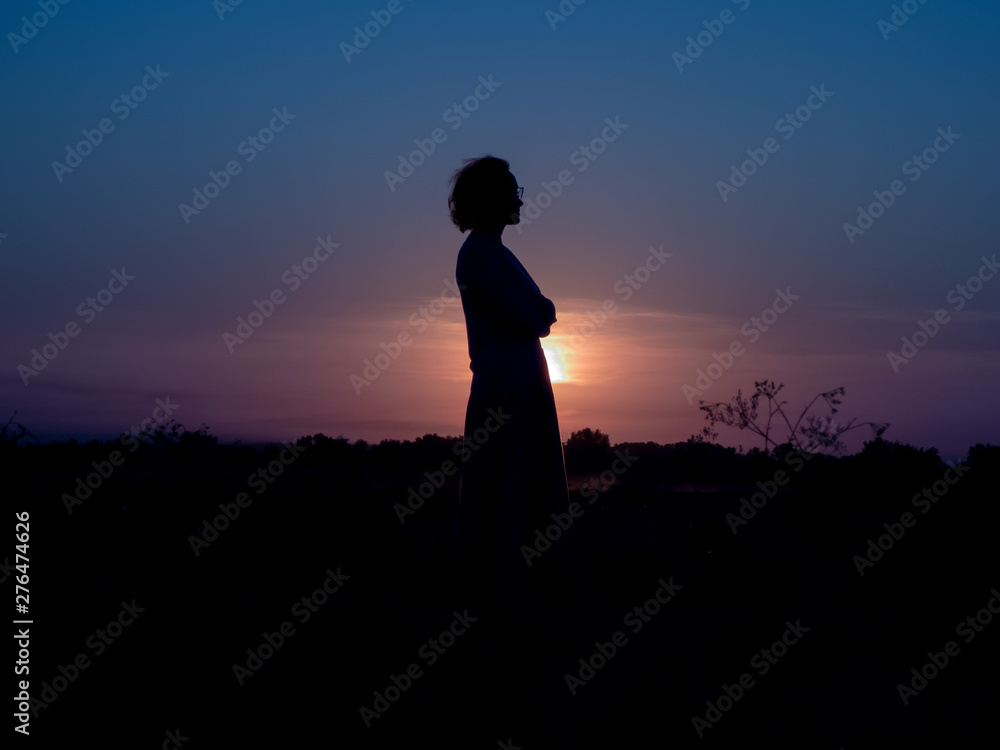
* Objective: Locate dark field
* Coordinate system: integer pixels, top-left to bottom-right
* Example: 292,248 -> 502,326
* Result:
9,432 -> 999,748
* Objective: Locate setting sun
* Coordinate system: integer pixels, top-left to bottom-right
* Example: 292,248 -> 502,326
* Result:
542,343 -> 569,383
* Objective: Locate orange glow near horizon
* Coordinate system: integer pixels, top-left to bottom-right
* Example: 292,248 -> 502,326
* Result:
542,343 -> 569,383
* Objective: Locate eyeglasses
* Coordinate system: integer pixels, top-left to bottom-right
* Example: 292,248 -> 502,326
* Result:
516,187 -> 524,199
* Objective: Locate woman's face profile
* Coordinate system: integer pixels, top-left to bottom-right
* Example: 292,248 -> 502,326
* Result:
504,171 -> 523,225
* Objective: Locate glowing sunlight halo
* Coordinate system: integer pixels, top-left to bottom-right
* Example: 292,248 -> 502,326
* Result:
542,343 -> 569,383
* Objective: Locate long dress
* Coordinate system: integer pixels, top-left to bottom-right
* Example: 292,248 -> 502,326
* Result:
452,230 -> 582,746
453,229 -> 573,621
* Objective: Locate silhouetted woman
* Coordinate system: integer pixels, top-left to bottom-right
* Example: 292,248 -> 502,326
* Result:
449,155 -> 572,624
447,157 -> 582,744
446,154 -> 571,739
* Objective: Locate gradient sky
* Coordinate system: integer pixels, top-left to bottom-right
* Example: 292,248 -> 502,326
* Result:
3,0 -> 999,461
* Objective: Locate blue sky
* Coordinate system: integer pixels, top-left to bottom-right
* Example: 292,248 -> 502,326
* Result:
2,0 -> 999,460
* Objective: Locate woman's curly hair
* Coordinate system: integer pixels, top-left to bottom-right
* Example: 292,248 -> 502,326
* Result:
448,155 -> 512,232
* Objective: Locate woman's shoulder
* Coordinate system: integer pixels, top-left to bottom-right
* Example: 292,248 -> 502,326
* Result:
457,233 -> 504,268
459,231 -> 503,252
